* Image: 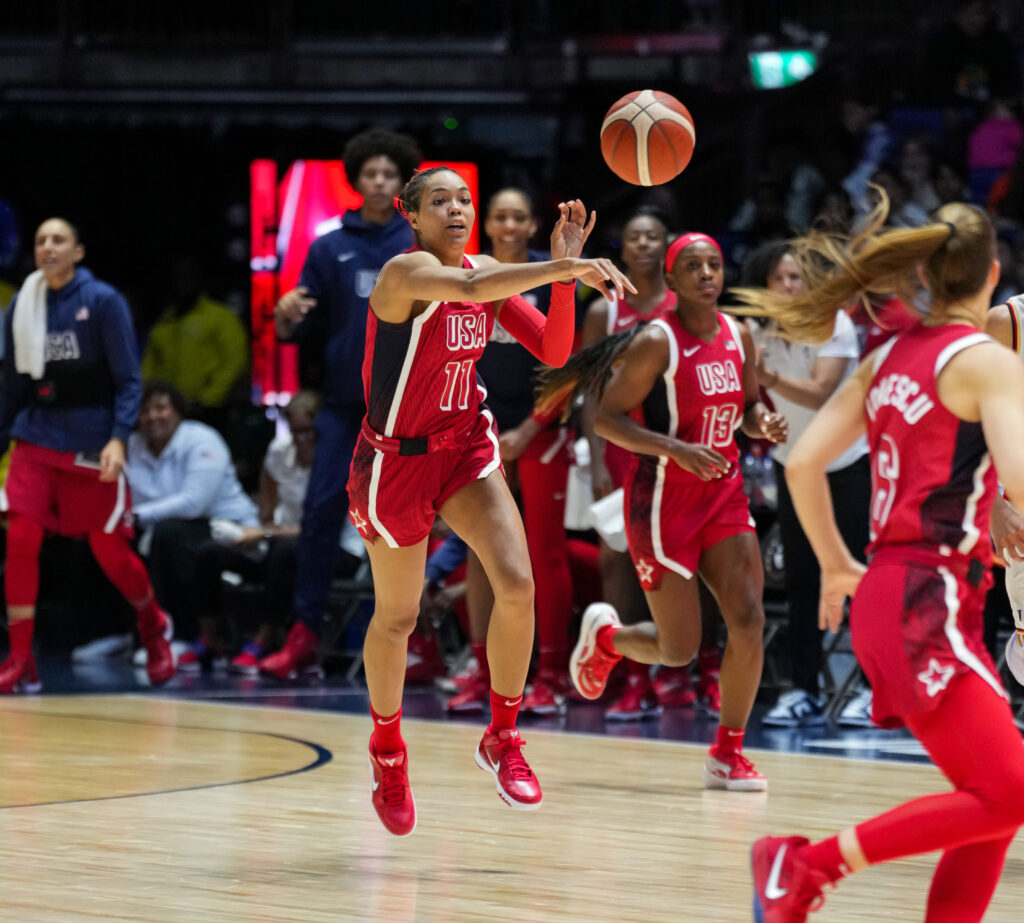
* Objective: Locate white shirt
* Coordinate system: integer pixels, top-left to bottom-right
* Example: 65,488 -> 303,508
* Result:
127,420 -> 259,527
751,311 -> 868,471
262,434 -> 311,528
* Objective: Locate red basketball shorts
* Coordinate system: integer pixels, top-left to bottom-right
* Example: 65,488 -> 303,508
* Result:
347,411 -> 501,548
1,440 -> 133,538
851,548 -> 1007,729
624,466 -> 754,591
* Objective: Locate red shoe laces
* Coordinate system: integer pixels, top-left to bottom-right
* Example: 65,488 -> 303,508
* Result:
495,734 -> 534,781
379,762 -> 409,805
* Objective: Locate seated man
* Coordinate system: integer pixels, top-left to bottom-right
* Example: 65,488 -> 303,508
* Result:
126,380 -> 258,653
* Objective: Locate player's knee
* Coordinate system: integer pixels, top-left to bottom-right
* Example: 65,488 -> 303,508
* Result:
373,608 -> 419,642
495,568 -> 535,611
7,514 -> 44,557
659,639 -> 699,668
725,598 -> 765,635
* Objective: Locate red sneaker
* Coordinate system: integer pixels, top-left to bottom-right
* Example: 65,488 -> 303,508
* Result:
404,632 -> 446,685
751,836 -> 830,922
604,672 -> 662,721
570,602 -> 623,700
140,611 -> 175,686
654,666 -> 697,708
521,672 -> 563,716
475,727 -> 542,810
258,622 -> 323,681
176,636 -> 224,674
697,670 -> 721,715
369,741 -> 416,837
445,671 -> 489,713
229,641 -> 264,675
703,748 -> 767,792
0,655 -> 42,694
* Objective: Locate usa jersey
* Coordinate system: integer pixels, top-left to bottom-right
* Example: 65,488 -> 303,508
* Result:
864,323 -> 995,561
628,311 -> 746,487
602,289 -> 676,335
363,255 -> 494,439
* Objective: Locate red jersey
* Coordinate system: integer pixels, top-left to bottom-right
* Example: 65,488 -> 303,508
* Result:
602,289 -> 676,335
627,311 -> 746,488
363,255 -> 494,439
864,323 -> 995,562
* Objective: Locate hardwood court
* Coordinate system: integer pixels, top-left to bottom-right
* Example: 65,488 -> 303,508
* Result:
0,695 -> 1020,922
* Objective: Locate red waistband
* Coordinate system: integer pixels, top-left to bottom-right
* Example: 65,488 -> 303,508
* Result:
869,545 -> 989,586
361,419 -> 471,456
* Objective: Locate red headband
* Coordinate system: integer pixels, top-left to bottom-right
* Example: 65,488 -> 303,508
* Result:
665,232 -> 722,272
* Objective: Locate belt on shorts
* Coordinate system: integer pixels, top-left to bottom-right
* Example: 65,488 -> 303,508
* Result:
361,419 -> 466,456
870,545 -> 987,587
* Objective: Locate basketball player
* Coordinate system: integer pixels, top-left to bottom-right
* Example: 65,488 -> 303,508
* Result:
348,167 -> 634,836
982,294 -> 1024,685
578,211 -> 722,718
0,218 -> 174,693
738,200 -> 1024,922
569,231 -> 787,790
260,128 -> 422,681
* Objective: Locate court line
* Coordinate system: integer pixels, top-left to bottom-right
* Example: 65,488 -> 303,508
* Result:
0,709 -> 332,810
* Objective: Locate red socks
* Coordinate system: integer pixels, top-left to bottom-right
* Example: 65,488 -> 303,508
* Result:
796,836 -> 848,885
713,725 -> 745,756
489,688 -> 523,731
370,705 -> 404,754
596,624 -> 621,658
8,620 -> 34,661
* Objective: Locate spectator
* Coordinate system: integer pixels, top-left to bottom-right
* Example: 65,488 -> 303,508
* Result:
0,217 -> 174,693
141,255 -> 248,429
258,128 -> 422,682
126,379 -> 258,654
743,241 -> 871,729
934,159 -> 969,205
967,100 -> 1023,204
896,133 -> 942,216
811,185 -> 856,234
854,164 -> 929,230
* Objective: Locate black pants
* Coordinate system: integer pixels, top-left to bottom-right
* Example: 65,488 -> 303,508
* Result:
775,454 -> 871,695
145,518 -> 213,640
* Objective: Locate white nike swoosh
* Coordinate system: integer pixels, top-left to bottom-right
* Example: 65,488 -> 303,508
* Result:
376,714 -> 399,725
765,844 -> 789,900
486,753 -> 501,772
503,699 -> 521,707
682,345 -> 701,357
371,777 -> 380,792
337,252 -> 356,262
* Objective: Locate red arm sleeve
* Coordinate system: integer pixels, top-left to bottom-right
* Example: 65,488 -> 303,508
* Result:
497,281 -> 576,367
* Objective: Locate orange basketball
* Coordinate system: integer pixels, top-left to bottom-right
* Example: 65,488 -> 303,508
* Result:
600,89 -> 695,186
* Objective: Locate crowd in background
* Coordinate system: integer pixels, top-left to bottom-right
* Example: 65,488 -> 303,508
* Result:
0,0 -> 1022,723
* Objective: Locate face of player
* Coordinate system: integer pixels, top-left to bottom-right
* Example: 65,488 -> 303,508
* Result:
408,170 -> 474,259
34,218 -> 83,290
621,215 -> 667,276
766,253 -> 804,296
356,155 -> 404,222
484,191 -> 536,255
667,241 -> 723,308
138,393 -> 183,456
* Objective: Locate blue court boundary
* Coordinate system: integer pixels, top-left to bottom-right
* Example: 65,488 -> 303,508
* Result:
0,708 -> 332,810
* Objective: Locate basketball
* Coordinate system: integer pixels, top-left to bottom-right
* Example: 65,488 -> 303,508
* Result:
600,89 -> 695,186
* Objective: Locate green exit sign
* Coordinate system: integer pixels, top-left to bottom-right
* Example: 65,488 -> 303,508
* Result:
748,50 -> 818,89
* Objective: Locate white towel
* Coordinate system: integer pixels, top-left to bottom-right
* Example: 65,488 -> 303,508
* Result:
12,269 -> 48,380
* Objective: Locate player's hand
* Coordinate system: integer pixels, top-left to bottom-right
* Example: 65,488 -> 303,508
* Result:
759,411 -> 788,444
818,560 -> 866,632
570,258 -> 637,302
498,420 -> 538,462
991,495 -> 1024,563
590,456 -> 614,500
98,438 -> 125,483
550,199 -> 596,260
670,442 -> 731,481
275,286 -> 317,325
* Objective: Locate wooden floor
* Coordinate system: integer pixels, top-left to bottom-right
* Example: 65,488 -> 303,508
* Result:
0,695 -> 1021,922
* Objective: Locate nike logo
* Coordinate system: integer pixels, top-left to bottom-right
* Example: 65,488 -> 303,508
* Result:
337,252 -> 356,262
372,778 -> 380,792
485,752 -> 501,772
380,757 -> 398,767
765,844 -> 789,900
682,345 -> 701,357
376,714 -> 400,725
503,698 -> 522,707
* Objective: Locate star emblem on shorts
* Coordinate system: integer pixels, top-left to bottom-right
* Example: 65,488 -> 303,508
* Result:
635,557 -> 654,586
350,508 -> 368,535
917,657 -> 954,697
